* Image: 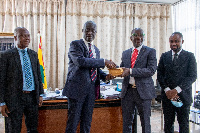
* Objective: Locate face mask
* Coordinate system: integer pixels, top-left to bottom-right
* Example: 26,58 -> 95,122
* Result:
171,100 -> 183,107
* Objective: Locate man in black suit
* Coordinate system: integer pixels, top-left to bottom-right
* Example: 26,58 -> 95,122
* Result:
62,21 -> 116,133
120,28 -> 157,133
0,27 -> 44,133
157,32 -> 197,133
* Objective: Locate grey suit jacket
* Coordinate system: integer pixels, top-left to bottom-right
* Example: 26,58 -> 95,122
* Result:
0,48 -> 44,112
62,39 -> 107,100
120,46 -> 157,99
157,50 -> 197,105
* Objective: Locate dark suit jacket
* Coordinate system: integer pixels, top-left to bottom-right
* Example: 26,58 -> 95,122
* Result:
157,50 -> 197,105
120,46 -> 157,100
0,48 -> 44,112
62,39 -> 107,100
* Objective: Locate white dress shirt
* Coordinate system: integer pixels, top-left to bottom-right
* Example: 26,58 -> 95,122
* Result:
129,44 -> 143,85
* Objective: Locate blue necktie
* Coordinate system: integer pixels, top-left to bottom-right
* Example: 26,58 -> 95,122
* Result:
88,43 -> 97,82
21,50 -> 33,89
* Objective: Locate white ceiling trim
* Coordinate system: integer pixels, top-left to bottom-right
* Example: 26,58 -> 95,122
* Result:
88,0 -> 181,4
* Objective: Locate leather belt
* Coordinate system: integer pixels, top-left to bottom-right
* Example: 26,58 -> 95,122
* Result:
129,84 -> 137,88
22,91 -> 32,94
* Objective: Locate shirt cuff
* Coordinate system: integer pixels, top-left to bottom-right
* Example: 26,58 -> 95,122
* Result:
164,87 -> 171,93
130,68 -> 132,74
40,94 -> 44,97
175,86 -> 182,93
0,102 -> 6,106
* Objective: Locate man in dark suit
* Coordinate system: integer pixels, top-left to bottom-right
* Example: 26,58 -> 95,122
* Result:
0,27 -> 44,133
157,32 -> 197,133
120,28 -> 157,133
62,21 -> 116,133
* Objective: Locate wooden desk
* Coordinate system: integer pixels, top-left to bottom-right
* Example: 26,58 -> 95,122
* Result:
21,99 -> 122,133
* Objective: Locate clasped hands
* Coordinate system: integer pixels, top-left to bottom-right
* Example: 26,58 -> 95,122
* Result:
166,89 -> 179,101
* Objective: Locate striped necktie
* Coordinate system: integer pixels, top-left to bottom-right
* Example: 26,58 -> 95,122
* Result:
88,43 -> 97,82
131,48 -> 138,68
21,50 -> 33,89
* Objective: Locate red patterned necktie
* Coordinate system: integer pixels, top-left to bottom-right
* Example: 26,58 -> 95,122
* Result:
131,48 -> 138,68
88,43 -> 97,81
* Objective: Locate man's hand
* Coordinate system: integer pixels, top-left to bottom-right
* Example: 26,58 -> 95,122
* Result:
166,89 -> 178,100
105,59 -> 116,69
121,67 -> 130,77
106,74 -> 116,80
39,96 -> 43,107
0,105 -> 10,117
171,95 -> 179,101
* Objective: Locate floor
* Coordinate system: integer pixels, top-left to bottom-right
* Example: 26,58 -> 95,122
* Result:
0,108 -> 200,133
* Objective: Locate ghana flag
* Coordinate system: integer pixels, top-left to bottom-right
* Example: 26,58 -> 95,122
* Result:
38,34 -> 47,89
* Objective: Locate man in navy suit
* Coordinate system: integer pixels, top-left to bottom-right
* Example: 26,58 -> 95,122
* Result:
120,28 -> 157,133
62,21 -> 116,133
0,27 -> 44,133
157,32 -> 197,133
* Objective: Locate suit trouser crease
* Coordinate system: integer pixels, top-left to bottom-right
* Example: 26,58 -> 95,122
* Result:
66,84 -> 96,133
5,93 -> 38,133
162,100 -> 190,133
121,87 -> 151,133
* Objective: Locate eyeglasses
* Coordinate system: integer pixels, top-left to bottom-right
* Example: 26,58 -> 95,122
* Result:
132,33 -> 145,37
170,40 -> 180,43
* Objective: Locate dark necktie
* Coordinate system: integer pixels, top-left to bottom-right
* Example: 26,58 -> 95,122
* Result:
88,43 -> 97,82
21,50 -> 33,89
173,53 -> 178,66
131,48 -> 138,68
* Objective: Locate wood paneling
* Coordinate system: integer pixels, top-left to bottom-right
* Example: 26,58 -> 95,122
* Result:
21,99 -> 122,133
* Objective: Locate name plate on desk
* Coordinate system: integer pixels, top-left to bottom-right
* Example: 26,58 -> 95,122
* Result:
109,68 -> 123,76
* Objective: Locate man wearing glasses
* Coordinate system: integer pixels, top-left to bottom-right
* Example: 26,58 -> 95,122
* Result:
120,28 -> 157,133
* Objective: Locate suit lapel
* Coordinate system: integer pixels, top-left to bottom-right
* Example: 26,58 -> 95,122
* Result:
126,48 -> 132,68
94,45 -> 100,59
13,48 -> 23,73
166,51 -> 173,65
134,46 -> 145,65
80,39 -> 89,58
177,50 -> 187,66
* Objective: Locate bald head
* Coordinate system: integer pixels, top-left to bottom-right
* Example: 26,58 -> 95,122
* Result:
14,27 -> 30,49
82,21 -> 97,42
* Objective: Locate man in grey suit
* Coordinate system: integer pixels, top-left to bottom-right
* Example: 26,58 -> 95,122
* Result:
120,28 -> 157,133
0,27 -> 44,133
62,21 -> 116,133
157,32 -> 197,133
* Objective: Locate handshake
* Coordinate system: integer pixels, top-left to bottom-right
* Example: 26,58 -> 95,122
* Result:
105,59 -> 117,69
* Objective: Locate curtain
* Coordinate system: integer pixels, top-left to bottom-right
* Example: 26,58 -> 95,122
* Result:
65,0 -> 172,85
173,0 -> 200,93
0,0 -> 172,89
134,3 -> 172,82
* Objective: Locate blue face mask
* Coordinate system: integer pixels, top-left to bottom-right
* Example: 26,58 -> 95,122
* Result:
171,100 -> 183,107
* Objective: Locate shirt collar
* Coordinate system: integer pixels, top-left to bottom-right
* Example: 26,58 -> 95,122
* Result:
132,44 -> 143,52
17,47 -> 28,52
83,38 -> 93,48
172,48 -> 182,56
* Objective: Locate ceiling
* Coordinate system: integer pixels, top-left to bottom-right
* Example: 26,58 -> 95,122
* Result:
88,0 -> 180,4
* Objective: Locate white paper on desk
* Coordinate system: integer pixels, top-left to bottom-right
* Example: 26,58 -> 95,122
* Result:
100,87 -> 120,99
46,92 -> 60,98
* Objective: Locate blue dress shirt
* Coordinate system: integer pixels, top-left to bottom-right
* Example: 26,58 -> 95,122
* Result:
18,48 -> 35,91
